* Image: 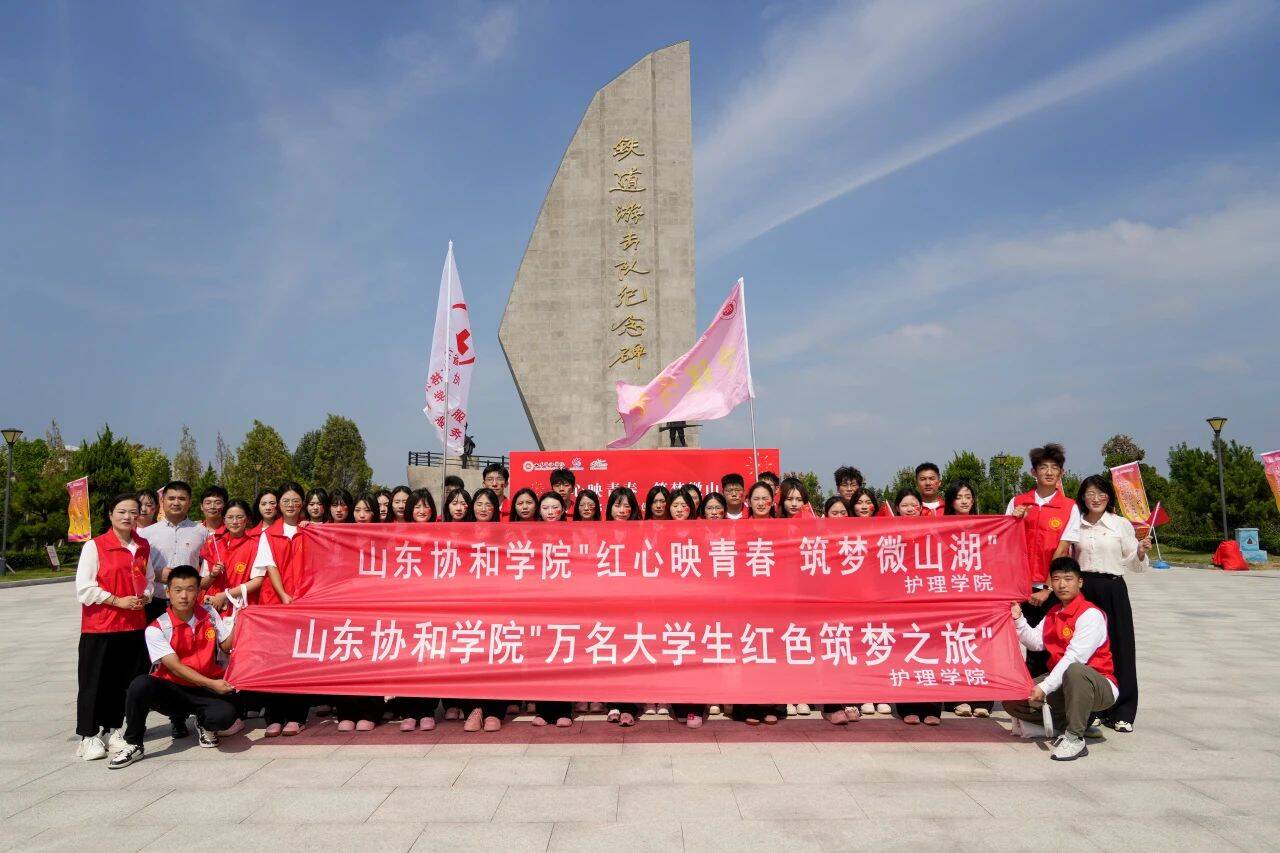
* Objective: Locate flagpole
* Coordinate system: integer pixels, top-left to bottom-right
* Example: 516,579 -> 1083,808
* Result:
441,241 -> 452,502
738,277 -> 759,482
748,396 -> 759,483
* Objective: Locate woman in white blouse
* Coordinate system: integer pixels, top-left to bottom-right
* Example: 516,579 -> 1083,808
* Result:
1054,475 -> 1150,732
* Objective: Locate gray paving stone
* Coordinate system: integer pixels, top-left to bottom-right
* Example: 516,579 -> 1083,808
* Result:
411,821 -> 553,852
16,824 -> 173,852
616,783 -> 740,821
549,819 -> 683,851
564,755 -> 674,785
732,783 -> 865,820
682,817 -> 821,852
672,753 -> 782,784
453,755 -> 569,787
239,756 -> 369,788
343,756 -> 467,787
493,784 -> 617,822
370,785 -> 506,823
144,821 -> 426,852
243,786 -> 393,823
847,781 -> 990,819
6,789 -> 169,827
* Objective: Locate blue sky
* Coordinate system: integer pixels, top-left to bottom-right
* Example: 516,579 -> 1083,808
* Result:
3,0 -> 1278,489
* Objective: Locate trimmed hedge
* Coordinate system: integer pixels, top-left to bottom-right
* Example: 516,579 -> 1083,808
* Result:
4,546 -> 80,571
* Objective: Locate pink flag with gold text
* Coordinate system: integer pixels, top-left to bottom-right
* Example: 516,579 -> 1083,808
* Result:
609,278 -> 753,448
1263,450 -> 1280,512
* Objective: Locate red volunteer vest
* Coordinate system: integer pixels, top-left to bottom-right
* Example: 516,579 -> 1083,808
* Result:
151,606 -> 224,686
200,533 -> 260,613
1013,489 -> 1076,585
81,530 -> 151,633
919,501 -> 945,517
1040,594 -> 1116,686
256,520 -> 306,605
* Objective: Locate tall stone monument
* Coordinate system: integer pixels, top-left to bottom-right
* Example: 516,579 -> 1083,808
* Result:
499,41 -> 697,450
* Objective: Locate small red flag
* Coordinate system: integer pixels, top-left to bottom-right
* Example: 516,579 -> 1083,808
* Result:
876,500 -> 895,517
1147,502 -> 1171,527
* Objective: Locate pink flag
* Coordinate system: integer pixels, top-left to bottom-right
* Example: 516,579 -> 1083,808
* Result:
609,278 -> 754,449
423,242 -> 475,455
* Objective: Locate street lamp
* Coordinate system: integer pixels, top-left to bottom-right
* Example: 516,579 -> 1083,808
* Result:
1,427 -> 22,576
1206,417 -> 1229,542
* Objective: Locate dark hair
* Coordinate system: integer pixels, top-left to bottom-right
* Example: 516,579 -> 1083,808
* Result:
914,462 -> 940,478
482,462 -> 509,483
508,488 -> 540,521
406,488 -> 437,523
278,481 -> 306,502
644,485 -> 672,519
721,473 -> 745,490
777,477 -> 810,518
443,488 -> 472,521
760,471 -> 780,487
470,487 -> 501,521
833,466 -> 864,489
550,469 -> 576,488
353,493 -> 381,522
223,499 -> 254,527
199,485 -> 229,504
894,487 -> 922,509
1049,556 -> 1082,577
823,495 -> 852,516
329,488 -> 354,523
1029,442 -> 1066,468
253,488 -> 280,525
390,485 -> 413,521
166,564 -> 201,586
1075,475 -> 1116,514
443,476 -> 464,493
698,492 -> 727,518
679,484 -> 701,513
747,481 -> 776,518
573,489 -> 601,521
849,488 -> 879,516
668,489 -> 694,519
537,490 -> 567,520
944,481 -> 978,515
107,492 -> 141,516
375,488 -> 393,520
161,480 -> 192,497
683,482 -> 702,501
606,487 -> 642,520
303,488 -> 331,523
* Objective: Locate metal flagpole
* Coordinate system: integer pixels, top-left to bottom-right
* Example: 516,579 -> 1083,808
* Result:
441,241 -> 452,504
748,397 -> 759,483
737,277 -> 759,482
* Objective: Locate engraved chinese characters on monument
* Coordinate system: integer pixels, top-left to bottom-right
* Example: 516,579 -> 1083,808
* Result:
500,42 -> 696,450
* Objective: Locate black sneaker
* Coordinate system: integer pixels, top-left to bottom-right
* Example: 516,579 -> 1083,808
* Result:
108,744 -> 144,769
170,719 -> 190,739
196,724 -> 219,748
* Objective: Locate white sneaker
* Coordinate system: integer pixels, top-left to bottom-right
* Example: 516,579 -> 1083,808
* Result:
195,724 -> 219,748
78,735 -> 108,761
108,743 -> 144,769
108,728 -> 128,753
1050,732 -> 1088,761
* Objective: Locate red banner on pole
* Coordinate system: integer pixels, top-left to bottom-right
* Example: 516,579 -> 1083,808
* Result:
508,448 -> 781,504
227,517 -> 1032,702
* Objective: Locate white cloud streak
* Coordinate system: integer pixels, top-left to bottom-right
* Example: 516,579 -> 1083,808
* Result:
701,0 -> 1271,258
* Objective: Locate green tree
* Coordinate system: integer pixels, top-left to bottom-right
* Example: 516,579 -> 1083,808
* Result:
1168,440 -> 1280,547
41,420 -> 73,479
293,429 -> 322,488
129,445 -> 172,493
1101,434 -> 1145,469
172,425 -> 201,484
882,467 -> 916,504
942,451 -> 986,489
224,421 -> 294,500
190,464 -> 219,519
785,471 -> 825,511
981,452 -> 1024,513
8,438 -> 62,549
313,415 -> 373,494
72,425 -> 135,535
214,432 -> 234,482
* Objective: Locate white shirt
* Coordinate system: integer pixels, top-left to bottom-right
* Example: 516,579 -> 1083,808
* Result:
144,603 -> 232,664
251,523 -> 298,578
922,500 -> 943,513
75,537 -> 158,606
137,517 -> 209,599
725,510 -> 744,520
1059,511 -> 1149,576
1015,608 -> 1119,699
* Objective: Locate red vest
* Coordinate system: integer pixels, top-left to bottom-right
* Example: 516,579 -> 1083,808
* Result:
1040,594 -> 1116,686
256,520 -> 306,605
1012,489 -> 1076,585
200,533 -> 259,613
919,500 -> 945,517
81,530 -> 151,633
151,606 -> 225,686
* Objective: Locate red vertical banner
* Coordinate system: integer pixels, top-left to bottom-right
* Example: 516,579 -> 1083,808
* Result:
66,477 -> 91,543
1262,450 -> 1280,513
1109,462 -> 1151,535
227,517 -> 1033,702
509,448 -> 781,503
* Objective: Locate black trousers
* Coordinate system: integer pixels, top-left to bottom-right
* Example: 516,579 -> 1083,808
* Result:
264,694 -> 311,726
123,675 -> 237,746
732,704 -> 787,722
464,699 -> 510,719
538,701 -> 574,721
895,703 -> 943,719
1021,592 -> 1051,677
76,631 -> 149,737
390,697 -> 438,719
335,695 -> 386,721
1081,571 -> 1139,724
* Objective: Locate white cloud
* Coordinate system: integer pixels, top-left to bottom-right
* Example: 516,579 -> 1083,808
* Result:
700,0 -> 1272,258
466,3 -> 518,63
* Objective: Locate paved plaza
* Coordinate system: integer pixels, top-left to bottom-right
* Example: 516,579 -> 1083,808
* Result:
1,567 -> 1276,851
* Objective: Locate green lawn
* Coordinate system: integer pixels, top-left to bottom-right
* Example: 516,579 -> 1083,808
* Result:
1157,545 -> 1279,569
0,567 -> 72,584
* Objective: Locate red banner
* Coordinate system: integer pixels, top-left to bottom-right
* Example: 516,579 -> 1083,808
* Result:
227,517 -> 1033,702
508,448 -> 781,503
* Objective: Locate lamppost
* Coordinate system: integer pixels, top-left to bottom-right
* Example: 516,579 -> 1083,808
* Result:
1,427 -> 22,576
1206,417 -> 1229,542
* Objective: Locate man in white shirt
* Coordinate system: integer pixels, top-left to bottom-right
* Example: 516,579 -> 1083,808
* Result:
136,480 -> 208,738
721,474 -> 746,520
1005,558 -> 1119,761
915,463 -> 944,515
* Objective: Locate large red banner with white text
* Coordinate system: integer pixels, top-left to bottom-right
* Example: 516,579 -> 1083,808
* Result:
508,448 -> 781,504
226,517 -> 1033,702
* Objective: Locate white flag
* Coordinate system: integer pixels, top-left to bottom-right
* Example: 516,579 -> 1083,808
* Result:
423,241 -> 476,454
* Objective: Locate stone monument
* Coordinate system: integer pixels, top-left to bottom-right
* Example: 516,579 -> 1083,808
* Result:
499,41 -> 698,450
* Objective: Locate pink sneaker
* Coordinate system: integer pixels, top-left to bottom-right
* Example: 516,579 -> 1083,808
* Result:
355,719 -> 376,732
264,723 -> 283,737
399,718 -> 417,732
281,722 -> 303,736
419,717 -> 435,731
686,714 -> 704,729
217,719 -> 245,737
337,720 -> 356,733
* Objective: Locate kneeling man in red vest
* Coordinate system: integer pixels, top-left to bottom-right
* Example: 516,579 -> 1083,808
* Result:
1006,556 -> 1118,761
109,565 -> 236,769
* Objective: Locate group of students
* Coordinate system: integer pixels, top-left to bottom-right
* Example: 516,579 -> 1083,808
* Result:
73,441 -> 1148,766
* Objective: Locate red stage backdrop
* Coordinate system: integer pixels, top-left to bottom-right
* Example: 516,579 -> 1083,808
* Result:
507,448 -> 781,504
227,517 -> 1033,702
